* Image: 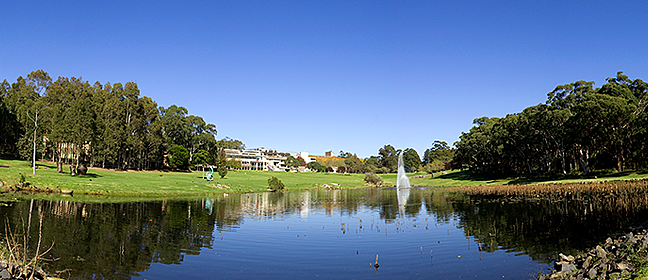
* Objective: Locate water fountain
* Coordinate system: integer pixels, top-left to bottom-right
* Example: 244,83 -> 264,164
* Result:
396,153 -> 411,212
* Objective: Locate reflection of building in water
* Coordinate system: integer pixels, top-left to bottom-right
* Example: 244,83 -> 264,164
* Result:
299,192 -> 310,218
323,190 -> 340,216
224,148 -> 317,171
237,192 -> 313,219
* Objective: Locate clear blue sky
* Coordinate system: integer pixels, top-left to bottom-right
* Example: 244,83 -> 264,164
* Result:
2,1 -> 647,158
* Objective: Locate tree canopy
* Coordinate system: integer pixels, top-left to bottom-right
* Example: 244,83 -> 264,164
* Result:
0,70 -> 241,172
453,72 -> 648,176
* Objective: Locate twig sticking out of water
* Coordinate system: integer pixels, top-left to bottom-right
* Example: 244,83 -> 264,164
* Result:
373,254 -> 380,268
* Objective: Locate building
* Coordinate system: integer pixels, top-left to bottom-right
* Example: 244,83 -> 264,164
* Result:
224,148 -> 297,171
225,148 -> 318,171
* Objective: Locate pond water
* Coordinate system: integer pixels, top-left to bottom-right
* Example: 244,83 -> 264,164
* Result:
2,188 -> 648,280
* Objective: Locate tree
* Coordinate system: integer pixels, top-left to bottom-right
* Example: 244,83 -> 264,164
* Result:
285,156 -> 299,168
363,156 -> 381,173
344,154 -> 365,173
378,144 -> 399,173
423,140 -> 454,165
216,136 -> 245,150
168,145 -> 190,170
192,149 -> 210,178
296,156 -> 306,167
402,148 -> 422,172
218,165 -> 228,179
307,161 -> 324,172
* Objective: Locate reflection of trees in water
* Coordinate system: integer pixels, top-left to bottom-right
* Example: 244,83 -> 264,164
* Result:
2,189 -> 645,278
0,200 -> 224,279
451,193 -> 648,263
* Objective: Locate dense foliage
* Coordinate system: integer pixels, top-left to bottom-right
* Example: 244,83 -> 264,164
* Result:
453,72 -> 648,176
0,70 -> 243,172
267,176 -> 285,191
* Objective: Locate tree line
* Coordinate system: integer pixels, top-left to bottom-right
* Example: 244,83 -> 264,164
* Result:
453,72 -> 648,176
0,70 -> 244,174
292,141 -> 455,174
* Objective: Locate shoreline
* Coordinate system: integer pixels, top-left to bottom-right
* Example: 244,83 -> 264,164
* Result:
538,223 -> 648,279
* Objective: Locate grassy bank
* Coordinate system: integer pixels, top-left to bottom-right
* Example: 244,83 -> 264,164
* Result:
0,159 -> 373,197
3,158 -> 648,198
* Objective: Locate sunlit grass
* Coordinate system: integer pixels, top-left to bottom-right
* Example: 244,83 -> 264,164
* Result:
2,158 -> 648,198
0,159 -> 372,197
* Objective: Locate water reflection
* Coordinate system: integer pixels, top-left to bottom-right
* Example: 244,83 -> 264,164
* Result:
0,188 -> 647,279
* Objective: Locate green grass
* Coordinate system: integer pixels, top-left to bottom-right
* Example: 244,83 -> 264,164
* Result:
2,158 -> 648,199
409,169 -> 648,187
0,159 -> 373,197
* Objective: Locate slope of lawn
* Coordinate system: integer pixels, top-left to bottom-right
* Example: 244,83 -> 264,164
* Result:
0,159 -> 372,197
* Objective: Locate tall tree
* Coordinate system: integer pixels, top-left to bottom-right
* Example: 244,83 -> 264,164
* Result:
402,148 -> 422,172
378,144 -> 399,173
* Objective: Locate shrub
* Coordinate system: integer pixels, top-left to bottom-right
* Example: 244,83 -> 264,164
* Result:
168,145 -> 190,170
307,161 -> 322,172
364,173 -> 383,186
337,166 -> 346,173
326,166 -> 334,173
218,166 -> 228,178
268,176 -> 285,191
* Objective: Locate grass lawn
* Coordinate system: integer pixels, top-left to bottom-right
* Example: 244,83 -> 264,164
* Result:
2,158 -> 648,199
0,159 -> 374,197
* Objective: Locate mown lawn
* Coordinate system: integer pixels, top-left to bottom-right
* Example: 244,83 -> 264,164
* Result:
2,158 -> 648,198
0,159 -> 374,197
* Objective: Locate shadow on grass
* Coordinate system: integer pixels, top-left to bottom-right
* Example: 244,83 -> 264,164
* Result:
435,169 -> 648,186
77,173 -> 103,178
435,170 -> 506,182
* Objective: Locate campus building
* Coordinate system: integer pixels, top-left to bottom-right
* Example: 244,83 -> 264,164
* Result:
224,148 -> 318,171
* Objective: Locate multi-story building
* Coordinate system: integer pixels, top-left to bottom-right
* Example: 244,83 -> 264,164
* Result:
224,148 -> 294,171
224,148 -> 319,171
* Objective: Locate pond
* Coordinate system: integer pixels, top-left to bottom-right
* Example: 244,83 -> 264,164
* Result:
2,188 -> 648,280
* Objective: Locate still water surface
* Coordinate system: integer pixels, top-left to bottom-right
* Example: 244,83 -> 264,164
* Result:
2,188 -> 647,279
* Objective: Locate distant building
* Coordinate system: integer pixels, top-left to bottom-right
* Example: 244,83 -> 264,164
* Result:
325,151 -> 334,157
225,148 -> 297,171
225,148 -> 319,171
300,151 -> 316,163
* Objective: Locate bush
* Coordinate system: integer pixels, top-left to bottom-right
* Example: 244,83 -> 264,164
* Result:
218,166 -> 228,178
326,166 -> 334,173
268,176 -> 285,191
337,166 -> 346,173
364,173 -> 383,186
168,145 -> 190,170
307,161 -> 323,172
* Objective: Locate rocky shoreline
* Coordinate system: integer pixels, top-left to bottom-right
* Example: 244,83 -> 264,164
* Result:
0,261 -> 62,280
539,225 -> 648,279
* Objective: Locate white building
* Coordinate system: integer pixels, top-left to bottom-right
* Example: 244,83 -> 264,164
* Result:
225,148 -> 317,171
224,148 -> 297,171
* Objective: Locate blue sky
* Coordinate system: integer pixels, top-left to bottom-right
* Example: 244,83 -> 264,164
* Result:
2,1 -> 647,158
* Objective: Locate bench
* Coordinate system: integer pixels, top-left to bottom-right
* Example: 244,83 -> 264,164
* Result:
0,166 -> 9,170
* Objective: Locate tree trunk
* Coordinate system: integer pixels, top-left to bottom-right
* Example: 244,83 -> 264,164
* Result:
579,148 -> 589,175
616,148 -> 624,172
31,111 -> 38,175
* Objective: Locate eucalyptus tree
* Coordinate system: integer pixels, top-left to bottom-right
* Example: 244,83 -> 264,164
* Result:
46,76 -> 95,173
185,115 -> 217,161
423,140 -> 454,165
378,144 -> 399,173
215,137 -> 245,150
89,82 -> 122,169
402,148 -> 421,172
0,80 -> 20,154
3,71 -> 52,174
453,117 -> 504,175
159,105 -> 190,148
